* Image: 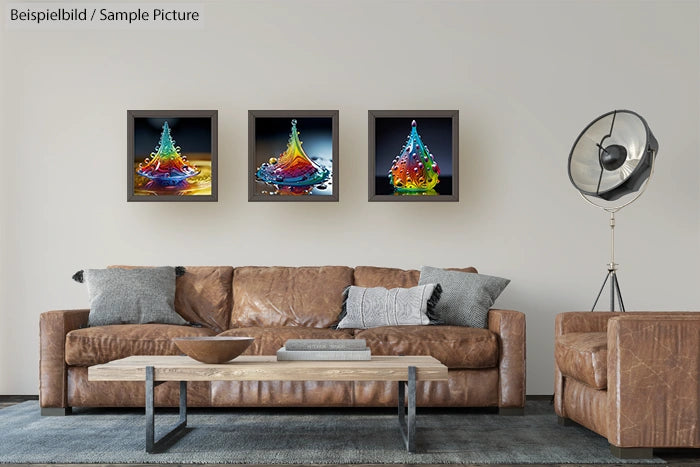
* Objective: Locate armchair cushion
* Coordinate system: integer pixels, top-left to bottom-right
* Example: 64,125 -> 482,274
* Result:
555,332 -> 607,389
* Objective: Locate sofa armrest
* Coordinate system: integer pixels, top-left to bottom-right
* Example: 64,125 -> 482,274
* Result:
488,309 -> 525,408
607,314 -> 700,448
39,309 -> 89,408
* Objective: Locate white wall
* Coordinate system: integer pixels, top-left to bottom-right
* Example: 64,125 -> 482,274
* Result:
1,0 -> 698,395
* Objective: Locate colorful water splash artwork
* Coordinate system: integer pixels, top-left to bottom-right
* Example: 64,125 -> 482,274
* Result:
388,120 -> 440,192
256,119 -> 330,194
137,122 -> 200,185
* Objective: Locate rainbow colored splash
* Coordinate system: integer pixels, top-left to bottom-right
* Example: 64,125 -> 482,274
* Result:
137,122 -> 200,185
389,120 -> 440,192
256,119 -> 330,188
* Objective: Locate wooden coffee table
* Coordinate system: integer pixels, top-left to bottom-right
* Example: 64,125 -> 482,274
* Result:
88,355 -> 448,453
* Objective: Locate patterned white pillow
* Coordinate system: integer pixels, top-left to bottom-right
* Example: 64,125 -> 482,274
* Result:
335,283 -> 442,330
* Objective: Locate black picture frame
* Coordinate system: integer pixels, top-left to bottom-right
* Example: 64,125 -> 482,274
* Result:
127,110 -> 218,202
369,110 -> 459,202
248,110 -> 339,202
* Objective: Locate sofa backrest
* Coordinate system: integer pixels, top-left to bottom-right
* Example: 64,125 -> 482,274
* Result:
109,265 -> 234,333
111,265 -> 480,331
230,266 -> 354,328
353,266 -> 421,288
353,266 -> 478,288
173,266 -> 234,333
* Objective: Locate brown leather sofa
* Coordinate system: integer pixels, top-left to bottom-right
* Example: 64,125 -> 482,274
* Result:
554,311 -> 700,458
40,266 -> 525,415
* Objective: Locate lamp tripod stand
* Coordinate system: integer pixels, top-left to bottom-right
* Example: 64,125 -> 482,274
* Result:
579,156 -> 655,312
591,211 -> 625,312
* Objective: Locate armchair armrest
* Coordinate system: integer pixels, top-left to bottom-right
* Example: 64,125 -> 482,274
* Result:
488,309 -> 525,408
607,314 -> 700,448
555,311 -> 616,336
553,311 -> 700,417
39,309 -> 89,408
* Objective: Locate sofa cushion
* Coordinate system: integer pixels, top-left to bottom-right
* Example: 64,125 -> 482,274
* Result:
217,327 -> 354,355
354,325 -> 498,369
230,266 -> 354,328
110,266 -> 234,333
353,266 -> 477,289
65,324 -> 216,366
555,332 -> 608,390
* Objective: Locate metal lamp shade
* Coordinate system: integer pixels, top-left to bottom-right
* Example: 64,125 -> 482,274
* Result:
568,110 -> 658,202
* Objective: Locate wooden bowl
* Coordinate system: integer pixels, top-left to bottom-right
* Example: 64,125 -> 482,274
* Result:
172,336 -> 254,364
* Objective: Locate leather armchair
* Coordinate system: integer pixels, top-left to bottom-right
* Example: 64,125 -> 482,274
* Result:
554,312 -> 700,458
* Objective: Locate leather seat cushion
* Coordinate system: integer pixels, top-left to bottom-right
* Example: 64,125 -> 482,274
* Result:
555,332 -> 608,389
230,266 -> 354,328
353,266 -> 477,289
65,324 -> 216,366
217,327 -> 354,355
354,325 -> 498,369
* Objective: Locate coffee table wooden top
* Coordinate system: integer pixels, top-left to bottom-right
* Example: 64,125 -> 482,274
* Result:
88,355 -> 448,382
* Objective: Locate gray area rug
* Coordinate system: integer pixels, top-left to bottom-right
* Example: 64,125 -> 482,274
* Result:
0,401 -> 664,464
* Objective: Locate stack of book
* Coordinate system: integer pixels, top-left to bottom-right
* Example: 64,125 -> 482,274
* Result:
276,339 -> 371,361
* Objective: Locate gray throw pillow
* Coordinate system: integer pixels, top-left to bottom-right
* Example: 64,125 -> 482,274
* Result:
75,267 -> 187,327
418,266 -> 509,328
335,283 -> 442,330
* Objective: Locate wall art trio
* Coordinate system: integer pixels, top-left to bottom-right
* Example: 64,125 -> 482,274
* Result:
127,109 -> 458,202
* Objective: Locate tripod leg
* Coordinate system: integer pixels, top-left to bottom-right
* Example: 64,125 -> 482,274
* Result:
613,273 -> 625,312
610,272 -> 615,311
592,272 -> 611,311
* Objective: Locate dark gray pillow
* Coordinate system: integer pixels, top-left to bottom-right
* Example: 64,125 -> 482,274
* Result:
418,266 -> 509,328
335,283 -> 442,330
74,267 -> 187,327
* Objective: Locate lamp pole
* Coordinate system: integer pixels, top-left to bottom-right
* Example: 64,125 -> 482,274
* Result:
591,210 -> 625,312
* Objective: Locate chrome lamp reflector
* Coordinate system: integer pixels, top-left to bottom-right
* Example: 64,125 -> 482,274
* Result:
569,110 -> 658,202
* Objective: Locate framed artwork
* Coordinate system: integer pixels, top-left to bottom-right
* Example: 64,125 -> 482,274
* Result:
248,110 -> 339,201
127,110 -> 217,202
369,110 -> 459,202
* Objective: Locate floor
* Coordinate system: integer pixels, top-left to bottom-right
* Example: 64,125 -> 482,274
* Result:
0,395 -> 37,410
0,396 -> 698,466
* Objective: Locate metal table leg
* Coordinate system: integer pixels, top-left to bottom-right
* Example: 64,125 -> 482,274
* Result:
145,366 -> 188,453
397,365 -> 416,452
